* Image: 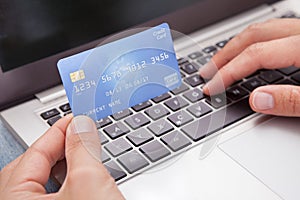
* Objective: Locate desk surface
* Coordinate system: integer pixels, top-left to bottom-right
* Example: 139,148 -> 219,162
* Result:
0,120 -> 24,169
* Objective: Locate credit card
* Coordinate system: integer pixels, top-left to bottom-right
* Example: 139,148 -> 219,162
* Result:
58,23 -> 181,121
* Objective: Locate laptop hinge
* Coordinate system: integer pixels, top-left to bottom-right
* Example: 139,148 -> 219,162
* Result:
35,85 -> 66,104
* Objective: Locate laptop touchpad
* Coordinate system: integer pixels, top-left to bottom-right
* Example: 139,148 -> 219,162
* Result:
219,117 -> 300,200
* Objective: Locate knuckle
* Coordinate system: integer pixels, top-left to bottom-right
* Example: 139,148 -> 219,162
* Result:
246,23 -> 261,32
222,66 -> 239,83
27,146 -> 53,165
289,35 -> 300,43
285,88 -> 300,115
265,18 -> 278,24
244,23 -> 262,39
289,35 -> 300,49
230,34 -> 243,47
231,33 -> 241,42
244,43 -> 265,60
214,49 -> 231,64
286,36 -> 300,67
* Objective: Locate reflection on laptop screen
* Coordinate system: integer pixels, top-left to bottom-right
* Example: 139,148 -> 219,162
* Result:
0,0 -> 201,72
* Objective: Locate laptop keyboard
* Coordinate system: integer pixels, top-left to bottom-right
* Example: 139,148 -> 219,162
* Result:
40,12 -> 300,183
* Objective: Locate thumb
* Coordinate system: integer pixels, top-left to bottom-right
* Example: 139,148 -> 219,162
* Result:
59,115 -> 121,200
59,116 -> 109,199
250,85 -> 300,116
65,115 -> 102,169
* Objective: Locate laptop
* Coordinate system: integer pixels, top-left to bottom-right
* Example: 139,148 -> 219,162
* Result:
1,0 -> 300,199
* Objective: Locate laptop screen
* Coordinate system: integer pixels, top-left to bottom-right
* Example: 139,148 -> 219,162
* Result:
0,0 -> 201,72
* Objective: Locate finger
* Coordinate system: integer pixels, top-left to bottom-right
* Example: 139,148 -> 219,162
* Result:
200,18 -> 300,79
60,115 -> 124,200
7,115 -> 72,191
250,85 -> 300,116
203,35 -> 300,95
0,155 -> 23,189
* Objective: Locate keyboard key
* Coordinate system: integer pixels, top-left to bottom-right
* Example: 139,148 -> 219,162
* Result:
147,119 -> 174,137
64,111 -> 72,116
104,161 -> 127,181
140,140 -> 171,162
103,122 -> 130,139
206,94 -> 230,109
197,55 -> 212,65
125,113 -> 150,129
152,93 -> 171,103
98,131 -> 109,144
167,110 -> 193,127
101,149 -> 111,163
183,88 -> 204,103
127,128 -> 154,147
105,138 -> 133,157
184,74 -> 204,87
96,117 -> 112,129
59,103 -> 71,112
245,70 -> 260,79
118,150 -> 149,174
171,83 -> 189,95
132,101 -> 152,112
277,66 -> 299,75
226,86 -> 248,101
259,70 -> 283,83
190,62 -> 202,70
112,109 -> 132,120
276,79 -> 297,85
164,96 -> 189,111
145,104 -> 170,120
161,131 -> 191,152
281,12 -> 297,18
242,78 -> 266,91
187,102 -> 212,118
180,72 -> 186,78
177,57 -> 188,65
41,108 -> 60,120
47,115 -> 61,126
188,52 -> 203,59
291,72 -> 300,83
203,46 -> 217,54
216,40 -> 228,48
181,62 -> 197,74
182,98 -> 253,141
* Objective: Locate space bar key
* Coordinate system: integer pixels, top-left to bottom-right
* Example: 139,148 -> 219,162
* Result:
181,98 -> 254,141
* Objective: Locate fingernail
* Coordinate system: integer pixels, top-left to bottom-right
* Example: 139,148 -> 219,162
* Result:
202,82 -> 210,94
68,115 -> 96,134
252,92 -> 274,110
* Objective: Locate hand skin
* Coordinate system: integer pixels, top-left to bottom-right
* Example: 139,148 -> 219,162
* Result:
199,18 -> 300,116
0,115 -> 125,200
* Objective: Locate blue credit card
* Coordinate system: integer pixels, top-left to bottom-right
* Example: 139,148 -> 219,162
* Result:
57,23 -> 181,121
